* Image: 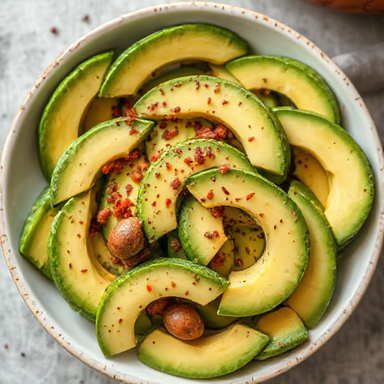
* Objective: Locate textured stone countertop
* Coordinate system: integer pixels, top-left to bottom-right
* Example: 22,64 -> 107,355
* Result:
1,1 -> 383,383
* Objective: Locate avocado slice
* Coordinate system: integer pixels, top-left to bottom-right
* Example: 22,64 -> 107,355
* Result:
99,24 -> 249,97
39,51 -> 114,180
19,187 -> 58,279
134,75 -> 290,179
48,189 -> 115,321
254,307 -> 309,360
226,56 -> 340,124
136,138 -> 255,243
178,196 -> 227,265
292,147 -> 329,207
196,296 -> 237,329
208,63 -> 242,85
274,107 -> 374,248
138,323 -> 269,379
286,181 -> 337,328
82,97 -> 120,133
50,117 -> 154,205
185,168 -> 310,317
95,258 -> 228,356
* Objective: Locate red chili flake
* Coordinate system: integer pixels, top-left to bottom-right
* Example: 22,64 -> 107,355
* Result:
235,198 -> 241,202
146,285 -> 152,292
207,190 -> 214,200
204,83 -> 209,88
175,83 -> 182,88
151,151 -> 160,162
162,127 -> 178,140
155,172 -> 161,179
195,126 -> 215,139
184,157 -> 193,166
211,254 -> 225,268
195,80 -> 200,90
151,201 -> 156,207
280,219 -> 284,223
262,78 -> 267,83
147,102 -> 159,112
207,97 -> 212,105
159,88 -> 165,96
278,342 -> 282,348
107,191 -> 122,204
171,282 -> 176,288
204,230 -> 220,239
69,263 -> 72,269
165,198 -> 172,208
219,163 -> 230,174
112,199 -> 134,219
159,121 -> 168,129
129,127 -> 138,135
89,218 -> 101,237
259,213 -> 264,217
246,192 -> 255,201
185,290 -> 189,296
162,101 -> 167,107
214,83 -> 221,93
173,106 -> 181,113
213,124 -> 227,139
108,182 -> 119,192
245,247 -> 251,255
194,146 -> 205,165
174,148 -> 183,155
235,257 -> 244,267
125,184 -> 133,196
81,269 -> 88,273
170,239 -> 181,252
170,177 -> 181,190
210,206 -> 225,218
211,176 -> 216,182
222,99 -> 229,105
238,101 -> 242,106
248,136 -> 255,142
125,107 -> 139,124
79,220 -> 84,225
77,233 -> 81,238
118,318 -> 123,324
131,165 -> 144,182
166,162 -> 172,171
221,186 -> 230,195
205,147 -> 213,159
96,208 -> 111,225
101,158 -> 129,174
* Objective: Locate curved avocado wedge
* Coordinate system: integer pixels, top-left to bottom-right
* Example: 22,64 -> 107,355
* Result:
48,189 -> 115,322
178,196 -> 227,265
39,51 -> 114,180
292,147 -> 329,207
50,117 -> 154,205
136,139 -> 255,243
95,258 -> 228,356
19,188 -> 58,279
274,107 -> 374,248
286,181 -> 337,328
99,24 -> 248,97
135,75 -> 290,178
254,307 -> 309,360
83,97 -> 120,133
138,323 -> 269,379
185,168 -> 310,317
226,56 -> 340,124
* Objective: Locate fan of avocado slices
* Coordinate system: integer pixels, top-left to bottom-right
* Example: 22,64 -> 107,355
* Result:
19,22 -> 375,380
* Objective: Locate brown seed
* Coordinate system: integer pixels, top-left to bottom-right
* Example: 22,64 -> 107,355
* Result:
107,217 -> 145,260
163,303 -> 204,340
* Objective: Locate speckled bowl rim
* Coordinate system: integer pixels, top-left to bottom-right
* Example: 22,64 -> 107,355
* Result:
1,2 -> 383,383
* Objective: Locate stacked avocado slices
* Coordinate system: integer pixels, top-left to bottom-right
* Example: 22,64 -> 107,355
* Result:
19,23 -> 374,379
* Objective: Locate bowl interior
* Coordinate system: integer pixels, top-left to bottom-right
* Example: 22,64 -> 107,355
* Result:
1,3 -> 383,384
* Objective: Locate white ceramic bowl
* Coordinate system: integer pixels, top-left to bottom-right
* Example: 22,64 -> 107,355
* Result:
1,2 -> 383,383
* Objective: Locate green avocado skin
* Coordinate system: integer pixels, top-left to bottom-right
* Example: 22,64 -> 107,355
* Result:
38,51 -> 115,181
19,187 -> 57,279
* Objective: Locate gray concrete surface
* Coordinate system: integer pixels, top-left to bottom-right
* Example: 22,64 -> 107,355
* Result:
0,1 -> 383,383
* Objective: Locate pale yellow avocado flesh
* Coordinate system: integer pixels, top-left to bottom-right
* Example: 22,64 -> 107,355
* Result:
292,147 -> 329,207
83,97 -> 120,133
186,168 -> 310,317
50,118 -> 154,205
138,323 -> 269,379
96,259 -> 228,356
286,181 -> 337,328
135,75 -> 290,177
209,64 -> 243,85
274,108 -> 374,247
39,51 -> 114,179
99,24 -> 249,97
48,190 -> 114,321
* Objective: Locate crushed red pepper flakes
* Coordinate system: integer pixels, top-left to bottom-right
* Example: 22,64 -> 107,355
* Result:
204,230 -> 220,239
159,88 -> 165,95
162,127 -> 178,140
207,97 -> 212,105
207,190 -> 214,200
69,263 -> 72,269
184,156 -> 193,165
119,319 -> 123,323
248,136 -> 255,142
165,198 -> 172,208
151,152 -> 160,162
170,177 -> 181,190
222,99 -> 229,105
235,257 -> 244,267
211,254 -> 225,268
214,83 -> 221,93
246,192 -> 255,201
146,285 -> 152,292
171,282 -> 176,288
129,127 -> 138,135
125,184 -> 133,196
221,186 -> 230,195
81,269 -> 88,273
219,163 -> 230,174
173,106 -> 181,113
